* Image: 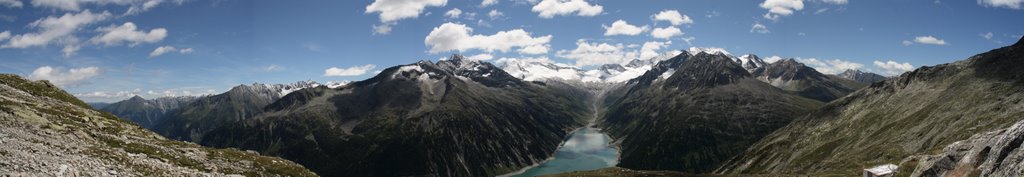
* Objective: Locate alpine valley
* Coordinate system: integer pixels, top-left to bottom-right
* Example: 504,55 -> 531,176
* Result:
2,38 -> 1018,176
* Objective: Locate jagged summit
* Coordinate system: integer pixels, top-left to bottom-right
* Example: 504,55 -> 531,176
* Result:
734,54 -> 768,72
836,69 -> 887,84
663,52 -> 752,90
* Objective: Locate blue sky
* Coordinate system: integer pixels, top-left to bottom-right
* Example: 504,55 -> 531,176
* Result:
0,0 -> 1022,102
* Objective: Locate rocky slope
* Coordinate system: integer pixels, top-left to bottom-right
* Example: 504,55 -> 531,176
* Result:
600,51 -> 823,173
100,95 -> 198,128
836,69 -> 888,84
751,58 -> 865,102
906,119 -> 1024,177
717,37 -> 1024,175
0,74 -> 315,176
201,55 -> 593,177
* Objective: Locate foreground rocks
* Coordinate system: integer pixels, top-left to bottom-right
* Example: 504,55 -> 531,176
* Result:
0,74 -> 316,176
906,119 -> 1024,177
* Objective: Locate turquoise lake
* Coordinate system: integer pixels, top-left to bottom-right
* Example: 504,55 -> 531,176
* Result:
508,127 -> 619,177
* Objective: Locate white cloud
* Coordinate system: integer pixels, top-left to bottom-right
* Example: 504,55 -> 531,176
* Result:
763,56 -> 783,63
0,31 -> 10,41
424,22 -> 552,55
531,0 -> 603,18
30,0 -> 82,11
639,41 -> 671,59
445,8 -> 462,18
372,23 -> 393,35
1,0 -> 23,8
978,0 -> 1023,9
819,0 -> 847,4
912,36 -> 947,45
518,44 -> 550,54
365,0 -> 447,23
902,40 -> 913,46
651,26 -> 682,39
91,22 -> 167,46
467,53 -> 494,60
125,0 -> 173,15
795,58 -> 864,74
652,10 -> 693,26
2,10 -> 111,49
263,64 -> 284,72
27,66 -> 101,87
751,22 -> 770,34
365,0 -> 446,35
488,9 -> 504,19
324,64 -> 377,77
556,40 -> 636,66
481,0 -> 498,7
760,0 -> 804,21
149,45 -> 192,57
873,60 -> 914,76
603,20 -> 648,36
982,32 -> 994,39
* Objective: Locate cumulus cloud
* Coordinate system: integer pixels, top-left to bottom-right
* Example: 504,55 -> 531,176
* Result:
556,40 -> 636,66
763,56 -> 784,63
365,0 -> 447,23
751,22 -> 770,34
481,0 -> 498,7
149,45 -> 193,57
91,22 -> 167,46
603,20 -> 648,36
795,58 -> 864,74
445,8 -> 462,18
873,60 -> 914,76
27,66 -> 101,87
652,10 -> 693,26
531,0 -> 603,18
912,36 -> 947,45
324,64 -> 377,77
488,9 -> 504,19
651,26 -> 682,39
760,0 -> 804,21
518,44 -> 550,54
978,0 -> 1023,9
0,31 -> 10,41
639,41 -> 671,60
1,0 -> 23,8
2,10 -> 111,49
424,22 -> 552,55
467,53 -> 494,60
365,0 -> 446,35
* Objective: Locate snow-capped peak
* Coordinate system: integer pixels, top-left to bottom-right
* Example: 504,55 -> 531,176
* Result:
498,51 -> 681,83
733,54 -> 768,72
688,47 -> 732,56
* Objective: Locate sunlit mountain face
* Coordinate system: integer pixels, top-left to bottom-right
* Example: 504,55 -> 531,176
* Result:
1,0 -> 1023,176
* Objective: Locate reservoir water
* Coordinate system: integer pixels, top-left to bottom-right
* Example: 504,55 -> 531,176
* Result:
509,126 -> 619,177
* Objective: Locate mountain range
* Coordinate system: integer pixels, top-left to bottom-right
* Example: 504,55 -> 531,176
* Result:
63,38 -> 1024,177
199,55 -> 593,176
